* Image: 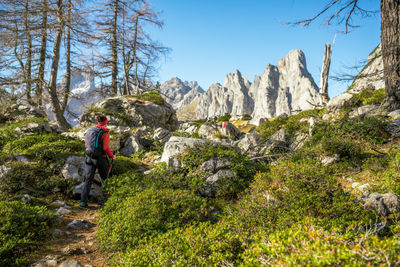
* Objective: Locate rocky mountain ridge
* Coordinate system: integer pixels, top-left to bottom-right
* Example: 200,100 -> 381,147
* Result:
161,50 -> 323,124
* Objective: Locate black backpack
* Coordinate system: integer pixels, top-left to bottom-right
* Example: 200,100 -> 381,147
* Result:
85,126 -> 109,158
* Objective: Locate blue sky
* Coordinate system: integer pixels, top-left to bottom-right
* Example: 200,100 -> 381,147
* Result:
148,0 -> 381,98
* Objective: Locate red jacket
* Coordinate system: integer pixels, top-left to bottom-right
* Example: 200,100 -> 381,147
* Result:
94,125 -> 114,158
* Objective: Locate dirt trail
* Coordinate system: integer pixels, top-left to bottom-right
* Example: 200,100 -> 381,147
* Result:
32,201 -> 108,267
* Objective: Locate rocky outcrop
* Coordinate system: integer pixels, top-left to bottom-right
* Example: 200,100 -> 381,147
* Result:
192,50 -> 321,125
79,96 -> 178,131
160,136 -> 211,168
249,50 -> 321,125
196,70 -> 253,121
160,77 -> 204,110
196,157 -> 236,198
349,44 -> 384,93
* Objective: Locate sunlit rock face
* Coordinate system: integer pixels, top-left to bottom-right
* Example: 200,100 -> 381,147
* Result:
249,49 -> 322,125
160,77 -> 204,110
349,44 -> 384,93
192,50 -> 321,125
45,68 -> 104,126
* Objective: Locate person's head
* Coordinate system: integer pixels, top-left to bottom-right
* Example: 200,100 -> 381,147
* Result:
96,114 -> 108,125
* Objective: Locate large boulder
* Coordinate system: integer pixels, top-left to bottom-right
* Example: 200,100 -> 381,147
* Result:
197,157 -> 236,198
237,132 -> 261,154
62,156 -> 86,181
198,123 -> 219,139
327,93 -> 354,112
261,129 -> 287,153
79,96 -> 178,131
120,134 -> 144,157
160,136 -> 211,168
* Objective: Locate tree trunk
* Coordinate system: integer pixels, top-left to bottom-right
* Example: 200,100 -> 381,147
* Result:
381,0 -> 400,111
133,16 -> 140,94
24,0 -> 33,106
36,0 -> 48,109
320,43 -> 331,104
48,0 -> 71,131
111,0 -> 119,96
61,0 -> 72,112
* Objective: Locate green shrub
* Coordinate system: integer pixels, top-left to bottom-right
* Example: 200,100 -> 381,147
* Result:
133,91 -> 165,105
241,217 -> 400,266
242,114 -> 252,121
0,118 -> 48,149
348,88 -> 385,107
0,162 -> 53,197
217,113 -> 231,122
110,156 -> 140,176
114,220 -> 246,266
321,136 -> 363,161
179,145 -> 266,198
234,160 -> 377,232
98,189 -> 212,251
2,134 -> 84,164
0,201 -> 53,266
311,116 -> 389,145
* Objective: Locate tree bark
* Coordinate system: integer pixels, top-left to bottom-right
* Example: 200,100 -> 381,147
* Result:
48,0 -> 71,131
111,0 -> 119,96
133,16 -> 140,94
36,0 -> 48,109
320,43 -> 331,104
381,0 -> 400,111
24,0 -> 33,106
61,0 -> 72,112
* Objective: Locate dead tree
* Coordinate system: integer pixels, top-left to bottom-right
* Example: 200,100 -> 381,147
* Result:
320,43 -> 332,104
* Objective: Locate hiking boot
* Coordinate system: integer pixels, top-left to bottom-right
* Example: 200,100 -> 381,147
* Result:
80,202 -> 88,208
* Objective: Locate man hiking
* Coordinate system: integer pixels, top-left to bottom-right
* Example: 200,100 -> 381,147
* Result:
81,114 -> 116,207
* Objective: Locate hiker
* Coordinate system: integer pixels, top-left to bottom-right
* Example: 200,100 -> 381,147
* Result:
81,114 -> 116,207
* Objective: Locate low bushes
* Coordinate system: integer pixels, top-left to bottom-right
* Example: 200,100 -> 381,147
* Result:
0,201 -> 54,266
235,160 -> 377,231
98,188 -> 212,251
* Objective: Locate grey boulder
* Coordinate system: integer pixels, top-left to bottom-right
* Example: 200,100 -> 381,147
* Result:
161,136 -> 211,168
120,134 -> 144,157
62,156 -> 86,181
361,192 -> 399,216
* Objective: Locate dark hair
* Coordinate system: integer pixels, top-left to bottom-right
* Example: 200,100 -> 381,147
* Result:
96,114 -> 108,122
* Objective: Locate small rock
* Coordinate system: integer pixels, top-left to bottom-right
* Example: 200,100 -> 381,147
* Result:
31,256 -> 58,267
358,183 -> 370,194
15,155 -> 30,162
52,229 -> 64,238
153,127 -> 172,143
388,109 -> 400,120
56,207 -> 71,215
67,219 -> 95,230
321,154 -> 340,166
62,246 -> 84,256
352,182 -> 361,189
120,134 -> 144,156
59,260 -> 83,267
21,194 -> 31,203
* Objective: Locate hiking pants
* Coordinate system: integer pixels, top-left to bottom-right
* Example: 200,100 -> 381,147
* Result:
81,156 -> 109,203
